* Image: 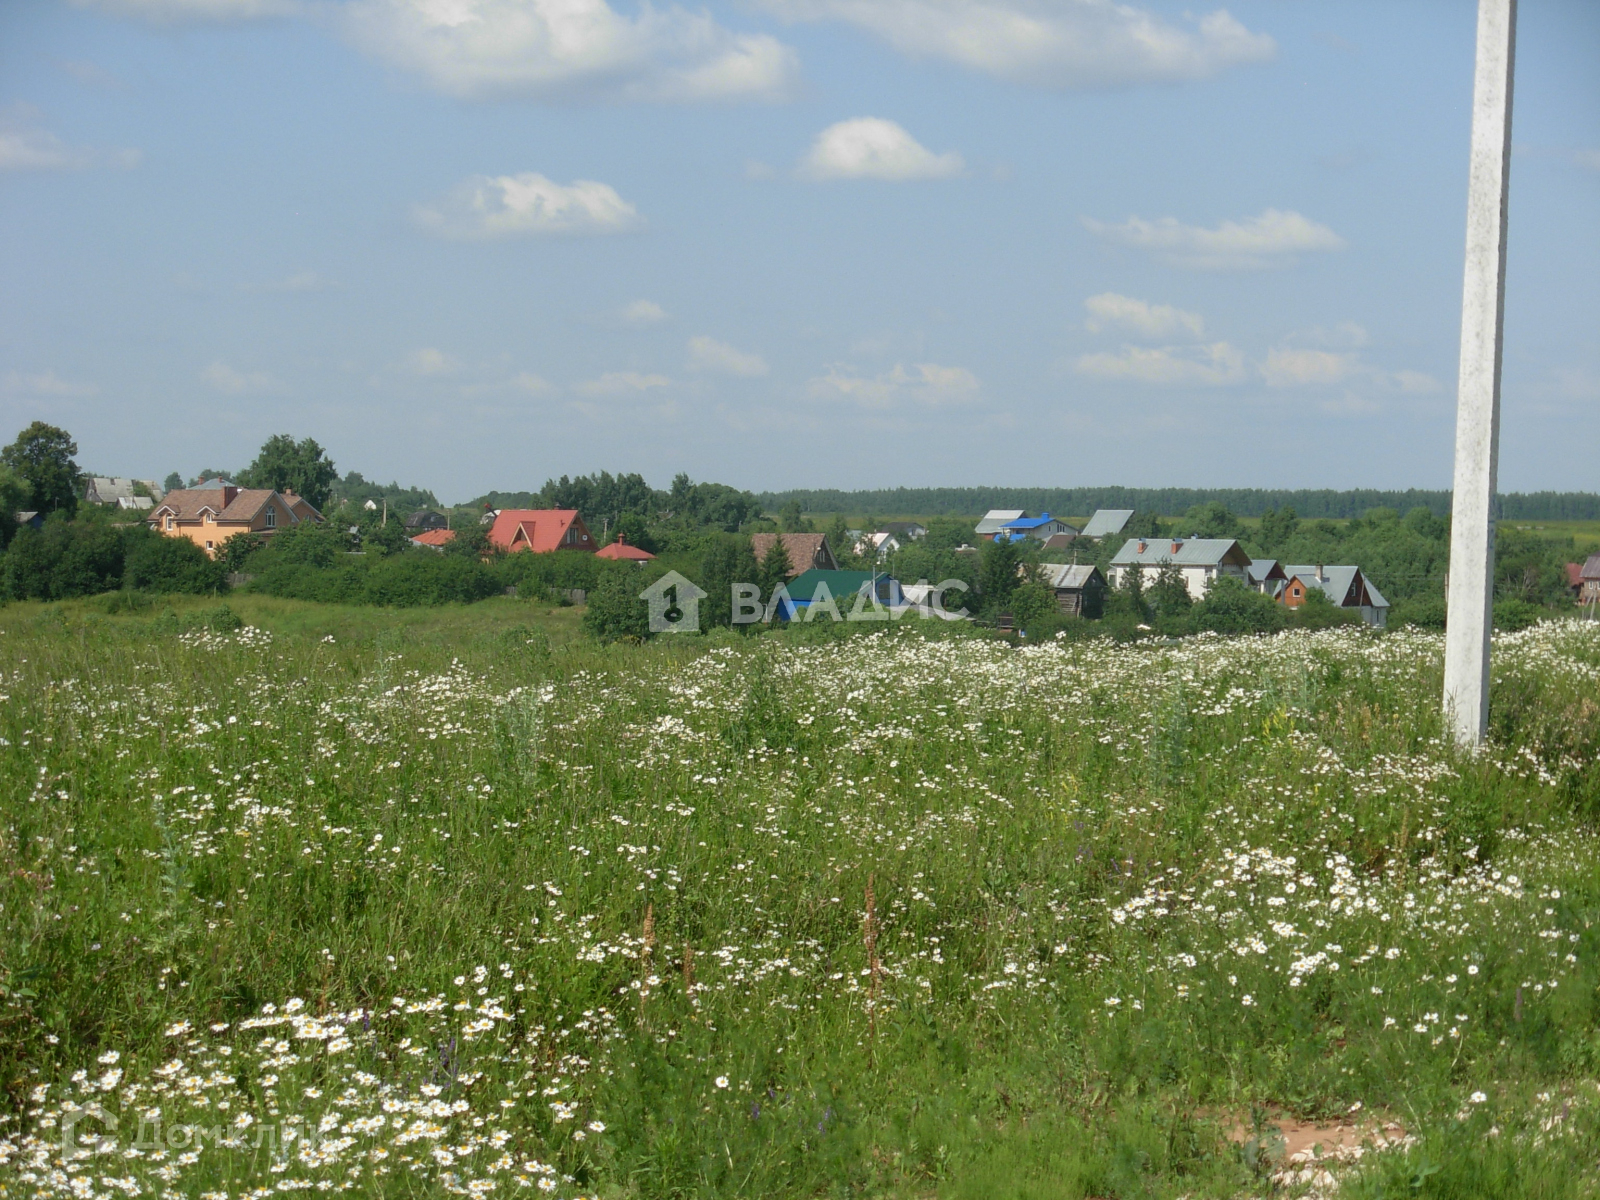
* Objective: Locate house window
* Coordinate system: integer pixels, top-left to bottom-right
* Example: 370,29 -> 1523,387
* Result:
565,527 -> 577,545
164,516 -> 174,530
205,540 -> 214,551
265,506 -> 276,528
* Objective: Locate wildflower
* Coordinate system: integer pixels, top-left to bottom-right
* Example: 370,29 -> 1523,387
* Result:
1470,1092 -> 1487,1104
715,1077 -> 730,1089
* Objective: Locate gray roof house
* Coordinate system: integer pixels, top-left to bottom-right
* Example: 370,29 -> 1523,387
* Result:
1109,537 -> 1252,600
85,477 -> 162,509
1038,563 -> 1107,618
1081,509 -> 1135,539
1246,558 -> 1289,598
975,509 -> 1026,536
1284,565 -> 1391,628
877,520 -> 927,540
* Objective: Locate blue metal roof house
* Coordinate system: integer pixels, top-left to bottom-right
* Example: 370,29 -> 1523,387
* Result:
995,513 -> 1078,542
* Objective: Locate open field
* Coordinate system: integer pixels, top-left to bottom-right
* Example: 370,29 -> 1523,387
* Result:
3,605 -> 1600,1198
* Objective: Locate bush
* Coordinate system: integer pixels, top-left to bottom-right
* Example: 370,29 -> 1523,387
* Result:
363,553 -> 501,607
1493,598 -> 1542,632
247,561 -> 368,604
1,519 -> 127,601
582,567 -> 652,642
123,530 -> 226,594
1392,595 -> 1448,630
1192,576 -> 1285,635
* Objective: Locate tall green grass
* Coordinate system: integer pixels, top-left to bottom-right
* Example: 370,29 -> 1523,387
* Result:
1,601 -> 1599,1198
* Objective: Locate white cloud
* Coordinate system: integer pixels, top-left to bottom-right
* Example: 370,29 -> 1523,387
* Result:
416,173 -> 641,239
1573,149 -> 1600,171
1075,342 -> 1244,385
799,118 -> 963,181
754,0 -> 1273,88
1,370 -> 99,398
68,0 -> 298,19
201,361 -> 279,394
1258,347 -> 1355,387
403,347 -> 456,375
1391,369 -> 1441,395
688,335 -> 769,376
807,362 -> 980,409
576,371 -> 672,396
1083,292 -> 1203,339
621,299 -> 668,325
341,0 -> 797,102
1084,208 -> 1344,269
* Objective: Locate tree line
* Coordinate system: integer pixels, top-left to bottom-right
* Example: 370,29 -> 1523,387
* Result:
758,486 -> 1600,522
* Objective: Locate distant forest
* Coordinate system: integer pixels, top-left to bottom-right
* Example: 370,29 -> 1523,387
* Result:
757,487 -> 1600,521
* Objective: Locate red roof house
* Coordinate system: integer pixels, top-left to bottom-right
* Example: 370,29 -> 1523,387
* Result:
488,509 -> 597,554
594,535 -> 656,562
410,528 -> 457,550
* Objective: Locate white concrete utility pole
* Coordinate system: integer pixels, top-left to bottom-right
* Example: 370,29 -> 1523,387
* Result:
1443,0 -> 1516,748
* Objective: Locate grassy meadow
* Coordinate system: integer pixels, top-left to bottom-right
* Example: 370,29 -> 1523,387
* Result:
3,599 -> 1600,1198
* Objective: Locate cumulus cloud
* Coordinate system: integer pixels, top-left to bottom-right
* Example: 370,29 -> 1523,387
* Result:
1,370 -> 99,398
1084,208 -> 1344,269
576,371 -> 672,396
621,299 -> 668,325
340,0 -> 798,102
416,173 -> 641,239
688,335 -> 768,376
754,0 -> 1273,88
799,118 -> 963,181
0,105 -> 137,171
807,362 -> 980,409
68,0 -> 298,18
202,362 -> 279,394
1083,292 -> 1203,339
403,348 -> 457,376
1257,347 -> 1355,387
1074,342 -> 1244,385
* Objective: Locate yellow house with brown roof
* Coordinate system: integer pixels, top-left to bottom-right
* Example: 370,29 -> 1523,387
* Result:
148,481 -> 322,558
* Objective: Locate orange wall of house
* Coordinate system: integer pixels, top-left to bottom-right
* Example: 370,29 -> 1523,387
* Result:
154,502 -> 286,558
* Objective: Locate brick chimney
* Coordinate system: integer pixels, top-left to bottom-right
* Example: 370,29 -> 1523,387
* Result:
222,485 -> 239,507
1171,539 -> 1182,554
1137,539 -> 1147,553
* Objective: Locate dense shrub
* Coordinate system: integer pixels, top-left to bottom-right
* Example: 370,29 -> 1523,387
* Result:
1192,576 -> 1286,634
122,530 -> 226,594
2,519 -> 127,600
246,560 -> 368,604
1392,595 -> 1448,630
582,566 -> 652,642
364,553 -> 500,607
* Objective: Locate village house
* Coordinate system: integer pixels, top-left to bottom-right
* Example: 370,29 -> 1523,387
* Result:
996,513 -> 1077,542
594,535 -> 656,563
855,530 -> 900,560
877,521 -> 927,541
1081,509 -> 1135,539
1246,558 -> 1289,598
84,477 -> 163,510
974,509 -> 1027,536
1283,565 -> 1391,628
1037,563 -> 1107,618
488,509 -> 597,553
409,529 -> 456,551
148,480 -> 322,558
1578,554 -> 1600,606
405,509 -> 449,533
750,532 -> 839,577
1108,537 -> 1251,600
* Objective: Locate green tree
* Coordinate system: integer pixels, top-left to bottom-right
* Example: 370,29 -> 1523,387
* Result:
756,535 -> 793,603
779,500 -> 812,533
238,435 -> 338,511
977,536 -> 1021,614
123,530 -> 226,594
1178,501 -> 1241,540
1256,505 -> 1299,554
1148,562 -> 1193,618
163,472 -> 184,494
1192,575 -> 1284,634
700,534 -> 759,629
0,465 -> 28,550
582,567 -> 652,642
2,422 -> 81,516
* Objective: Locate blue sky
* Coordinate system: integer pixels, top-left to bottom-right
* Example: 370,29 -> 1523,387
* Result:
1,0 -> 1596,502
